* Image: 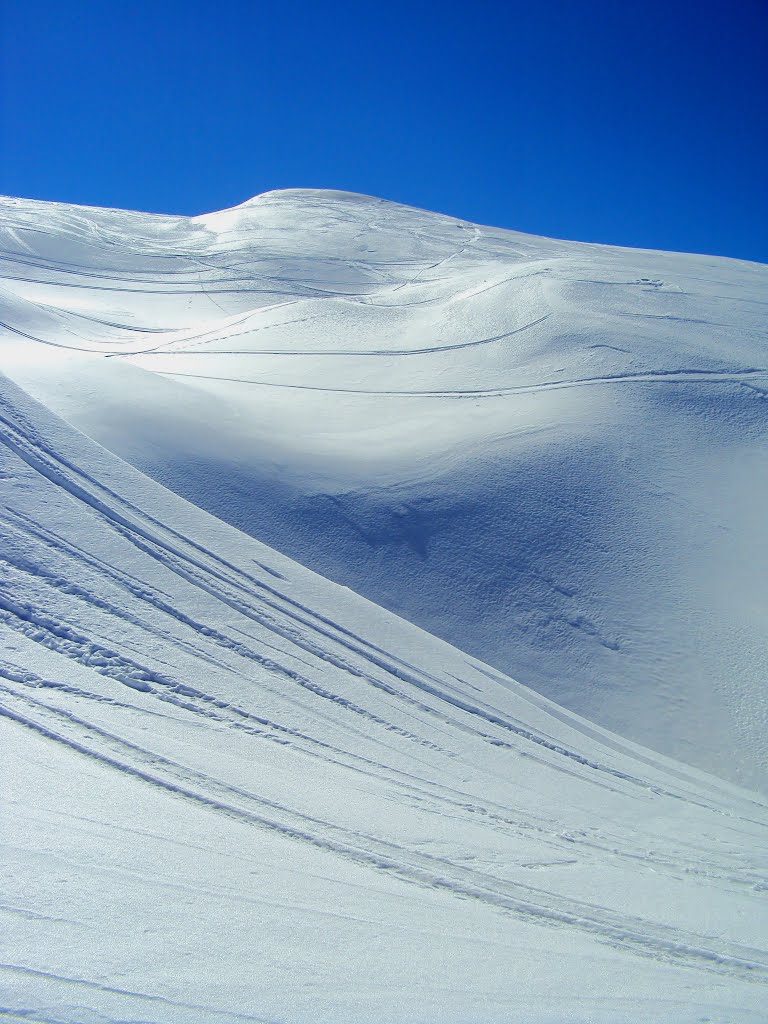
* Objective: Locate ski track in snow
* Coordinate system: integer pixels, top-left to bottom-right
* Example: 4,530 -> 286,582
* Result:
147,365 -> 768,398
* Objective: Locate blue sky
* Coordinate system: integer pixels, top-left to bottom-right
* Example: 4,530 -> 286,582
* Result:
1,0 -> 766,262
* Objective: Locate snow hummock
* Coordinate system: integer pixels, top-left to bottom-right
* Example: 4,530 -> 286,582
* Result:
1,190 -> 767,1022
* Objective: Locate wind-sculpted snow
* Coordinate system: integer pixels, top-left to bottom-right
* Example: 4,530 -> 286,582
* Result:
1,372 -> 768,1022
2,189 -> 768,791
2,189 -> 767,794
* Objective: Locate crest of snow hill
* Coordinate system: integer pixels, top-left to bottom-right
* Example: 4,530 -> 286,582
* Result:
1,189 -> 767,1022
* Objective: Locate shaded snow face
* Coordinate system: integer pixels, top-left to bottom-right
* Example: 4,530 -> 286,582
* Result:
1,187 -> 767,791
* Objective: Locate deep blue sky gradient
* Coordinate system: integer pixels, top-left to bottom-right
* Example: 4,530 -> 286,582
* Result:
1,0 -> 766,261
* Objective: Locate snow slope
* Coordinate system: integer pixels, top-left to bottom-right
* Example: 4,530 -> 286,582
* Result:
2,189 -> 766,794
2,371 -> 768,1023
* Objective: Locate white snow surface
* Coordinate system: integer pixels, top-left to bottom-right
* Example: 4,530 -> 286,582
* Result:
2,189 -> 767,793
1,190 -> 767,1021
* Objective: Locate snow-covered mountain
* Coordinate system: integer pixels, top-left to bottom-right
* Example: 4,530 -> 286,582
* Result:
3,188 -> 767,791
1,190 -> 767,1022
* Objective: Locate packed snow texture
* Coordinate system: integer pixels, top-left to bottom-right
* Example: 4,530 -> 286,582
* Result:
1,191 -> 767,1022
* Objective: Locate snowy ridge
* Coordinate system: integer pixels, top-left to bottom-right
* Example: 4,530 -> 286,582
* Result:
2,189 -> 766,790
1,191 -> 767,1021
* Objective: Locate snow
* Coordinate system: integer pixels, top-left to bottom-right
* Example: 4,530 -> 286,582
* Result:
0,190 -> 767,1021
3,188 -> 767,792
